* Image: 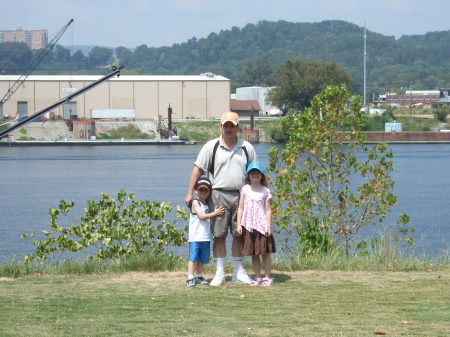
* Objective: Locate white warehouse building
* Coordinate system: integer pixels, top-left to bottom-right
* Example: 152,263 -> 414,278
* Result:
234,86 -> 281,116
0,73 -> 231,121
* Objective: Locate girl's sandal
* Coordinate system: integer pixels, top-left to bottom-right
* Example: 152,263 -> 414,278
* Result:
261,277 -> 273,287
250,277 -> 263,286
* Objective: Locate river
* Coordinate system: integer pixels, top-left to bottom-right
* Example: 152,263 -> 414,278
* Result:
0,143 -> 449,263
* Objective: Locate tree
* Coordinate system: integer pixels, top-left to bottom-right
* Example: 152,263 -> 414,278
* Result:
267,85 -> 407,256
0,42 -> 32,74
71,50 -> 87,68
238,58 -> 274,87
54,45 -> 71,63
266,58 -> 353,111
88,46 -> 113,67
433,105 -> 450,122
115,46 -> 133,66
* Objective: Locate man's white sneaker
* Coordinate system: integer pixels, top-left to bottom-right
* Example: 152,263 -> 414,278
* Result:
232,269 -> 253,284
210,272 -> 225,286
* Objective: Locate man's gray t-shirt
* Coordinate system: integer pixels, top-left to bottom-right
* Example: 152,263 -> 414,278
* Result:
194,136 -> 257,191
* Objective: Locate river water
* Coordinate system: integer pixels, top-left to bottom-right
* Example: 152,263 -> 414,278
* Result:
0,143 -> 449,263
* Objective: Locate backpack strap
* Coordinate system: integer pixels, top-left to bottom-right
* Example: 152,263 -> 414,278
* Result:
208,140 -> 220,176
242,145 -> 249,165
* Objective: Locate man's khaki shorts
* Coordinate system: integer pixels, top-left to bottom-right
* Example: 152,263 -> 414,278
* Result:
210,189 -> 240,238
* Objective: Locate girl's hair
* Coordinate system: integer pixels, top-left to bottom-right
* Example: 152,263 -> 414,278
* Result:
245,171 -> 268,187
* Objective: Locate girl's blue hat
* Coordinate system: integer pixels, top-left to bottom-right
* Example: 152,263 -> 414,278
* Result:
246,162 -> 265,175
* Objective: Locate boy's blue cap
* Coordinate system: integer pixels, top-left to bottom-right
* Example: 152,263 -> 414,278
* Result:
246,162 -> 265,175
195,177 -> 212,190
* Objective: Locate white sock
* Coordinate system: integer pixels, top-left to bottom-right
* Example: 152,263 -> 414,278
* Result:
188,274 -> 194,280
215,257 -> 225,274
233,257 -> 243,273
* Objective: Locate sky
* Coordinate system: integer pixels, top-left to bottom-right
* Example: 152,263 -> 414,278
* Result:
2,0 -> 449,49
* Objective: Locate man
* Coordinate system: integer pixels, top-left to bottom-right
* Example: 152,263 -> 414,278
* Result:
185,111 -> 257,286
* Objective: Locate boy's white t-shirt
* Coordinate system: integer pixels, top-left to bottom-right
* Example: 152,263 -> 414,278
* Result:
188,199 -> 211,242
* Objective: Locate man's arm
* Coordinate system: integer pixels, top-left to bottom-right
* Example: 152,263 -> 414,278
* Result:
184,166 -> 203,207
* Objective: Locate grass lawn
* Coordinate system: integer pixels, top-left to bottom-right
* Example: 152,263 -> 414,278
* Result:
1,270 -> 449,337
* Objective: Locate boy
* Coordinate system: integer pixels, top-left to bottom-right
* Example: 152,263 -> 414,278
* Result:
186,177 -> 225,287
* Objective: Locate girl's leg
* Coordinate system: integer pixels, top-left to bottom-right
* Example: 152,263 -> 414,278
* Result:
251,255 -> 261,279
261,254 -> 271,279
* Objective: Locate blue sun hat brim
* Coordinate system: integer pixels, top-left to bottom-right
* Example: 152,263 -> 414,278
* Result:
246,162 -> 265,175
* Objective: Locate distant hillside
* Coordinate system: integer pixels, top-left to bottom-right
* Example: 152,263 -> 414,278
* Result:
3,20 -> 449,96
116,20 -> 450,94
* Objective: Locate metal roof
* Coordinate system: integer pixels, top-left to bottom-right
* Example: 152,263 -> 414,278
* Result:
0,73 -> 229,82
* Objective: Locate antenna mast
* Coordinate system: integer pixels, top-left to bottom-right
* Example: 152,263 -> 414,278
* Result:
363,21 -> 367,111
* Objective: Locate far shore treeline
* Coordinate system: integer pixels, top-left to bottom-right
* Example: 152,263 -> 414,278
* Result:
1,20 -> 450,95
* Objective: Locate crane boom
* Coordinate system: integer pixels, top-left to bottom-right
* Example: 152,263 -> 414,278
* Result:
0,19 -> 74,105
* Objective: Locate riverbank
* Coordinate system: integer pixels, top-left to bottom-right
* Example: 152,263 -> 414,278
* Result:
342,131 -> 450,143
3,131 -> 450,146
0,139 -> 197,146
1,269 -> 449,336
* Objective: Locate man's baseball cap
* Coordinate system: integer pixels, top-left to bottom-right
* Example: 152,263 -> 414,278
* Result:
221,111 -> 239,125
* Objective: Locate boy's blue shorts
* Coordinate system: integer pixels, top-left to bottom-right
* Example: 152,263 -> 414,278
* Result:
188,241 -> 211,264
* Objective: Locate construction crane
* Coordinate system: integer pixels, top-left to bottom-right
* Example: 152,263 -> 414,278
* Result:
0,66 -> 123,140
0,18 -> 74,106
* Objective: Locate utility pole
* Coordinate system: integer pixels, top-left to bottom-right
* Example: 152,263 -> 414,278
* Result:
363,21 -> 367,113
250,105 -> 255,130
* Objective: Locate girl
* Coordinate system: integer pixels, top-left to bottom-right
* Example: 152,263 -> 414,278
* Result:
237,162 -> 276,286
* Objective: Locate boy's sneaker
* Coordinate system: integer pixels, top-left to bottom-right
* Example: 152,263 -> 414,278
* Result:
209,272 -> 225,286
185,278 -> 196,287
232,269 -> 253,284
195,276 -> 208,285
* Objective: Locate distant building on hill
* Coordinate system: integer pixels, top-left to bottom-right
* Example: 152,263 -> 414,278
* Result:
0,27 -> 48,50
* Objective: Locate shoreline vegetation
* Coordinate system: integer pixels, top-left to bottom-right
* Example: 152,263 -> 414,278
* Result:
1,253 -> 450,279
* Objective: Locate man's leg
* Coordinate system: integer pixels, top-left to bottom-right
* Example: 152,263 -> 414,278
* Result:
213,236 -> 226,258
210,237 -> 226,286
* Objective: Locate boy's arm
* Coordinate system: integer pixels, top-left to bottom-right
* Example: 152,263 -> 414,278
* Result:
193,201 -> 224,221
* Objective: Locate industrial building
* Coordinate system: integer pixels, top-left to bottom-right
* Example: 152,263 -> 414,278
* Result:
380,89 -> 450,107
233,86 -> 281,116
0,73 -> 230,121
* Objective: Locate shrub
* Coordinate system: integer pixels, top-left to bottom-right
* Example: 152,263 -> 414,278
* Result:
22,190 -> 188,262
